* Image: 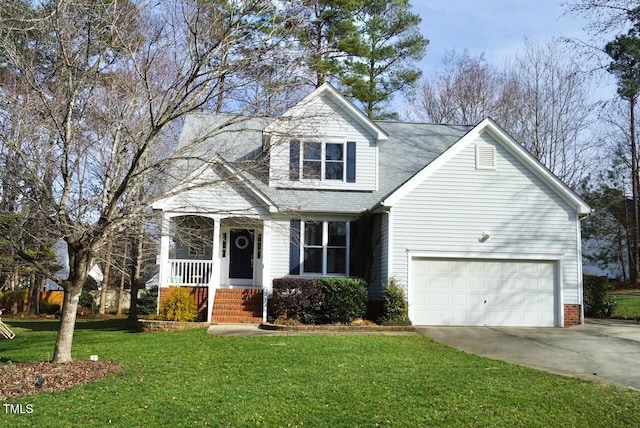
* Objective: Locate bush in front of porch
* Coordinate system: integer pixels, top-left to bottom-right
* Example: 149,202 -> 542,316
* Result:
270,277 -> 367,324
158,287 -> 198,322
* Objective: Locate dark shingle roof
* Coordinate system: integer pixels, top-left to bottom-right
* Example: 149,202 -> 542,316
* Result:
170,114 -> 472,214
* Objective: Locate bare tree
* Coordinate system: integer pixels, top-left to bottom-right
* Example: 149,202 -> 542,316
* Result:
411,41 -> 595,188
410,50 -> 503,125
0,0 -> 288,362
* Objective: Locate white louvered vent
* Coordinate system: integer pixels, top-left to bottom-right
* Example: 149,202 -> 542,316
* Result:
476,144 -> 496,170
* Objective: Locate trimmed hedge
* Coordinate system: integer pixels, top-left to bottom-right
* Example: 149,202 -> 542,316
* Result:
318,278 -> 367,324
270,277 -> 367,324
583,275 -> 616,318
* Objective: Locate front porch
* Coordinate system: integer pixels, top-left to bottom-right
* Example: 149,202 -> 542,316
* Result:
157,214 -> 271,323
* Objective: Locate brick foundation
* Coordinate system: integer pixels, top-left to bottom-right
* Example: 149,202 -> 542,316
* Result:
564,304 -> 581,327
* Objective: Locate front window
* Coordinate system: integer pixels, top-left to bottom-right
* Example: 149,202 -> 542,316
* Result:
300,142 -> 345,181
302,221 -> 349,275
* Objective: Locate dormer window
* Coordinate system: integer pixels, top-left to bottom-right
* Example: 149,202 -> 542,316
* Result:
303,142 -> 322,179
325,143 -> 344,180
291,140 -> 355,182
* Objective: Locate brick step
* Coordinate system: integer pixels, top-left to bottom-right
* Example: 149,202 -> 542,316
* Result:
211,289 -> 263,323
213,298 -> 262,304
213,309 -> 261,315
213,304 -> 261,309
214,290 -> 262,294
211,316 -> 263,324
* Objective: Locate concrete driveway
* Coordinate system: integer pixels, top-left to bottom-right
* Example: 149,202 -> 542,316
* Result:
417,319 -> 640,391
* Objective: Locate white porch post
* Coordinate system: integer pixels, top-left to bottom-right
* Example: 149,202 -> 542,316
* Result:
207,216 -> 222,323
157,213 -> 172,314
261,219 -> 272,322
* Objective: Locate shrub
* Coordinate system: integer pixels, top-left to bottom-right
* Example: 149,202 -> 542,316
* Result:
271,278 -> 324,324
584,275 -> 616,318
270,277 -> 368,324
159,287 -> 198,322
318,277 -> 367,324
79,290 -> 95,312
379,278 -> 411,326
39,301 -> 61,314
138,286 -> 159,315
0,290 -> 28,313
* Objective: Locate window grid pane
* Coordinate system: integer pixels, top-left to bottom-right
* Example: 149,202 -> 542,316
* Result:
304,248 -> 323,273
327,248 -> 346,274
304,222 -> 322,246
325,162 -> 343,180
326,143 -> 343,160
328,222 -> 346,246
303,142 -> 321,160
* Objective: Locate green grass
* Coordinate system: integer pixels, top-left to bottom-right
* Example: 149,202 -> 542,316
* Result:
611,295 -> 640,319
2,319 -> 640,427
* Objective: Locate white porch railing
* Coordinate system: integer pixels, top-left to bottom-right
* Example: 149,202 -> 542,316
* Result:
168,259 -> 214,286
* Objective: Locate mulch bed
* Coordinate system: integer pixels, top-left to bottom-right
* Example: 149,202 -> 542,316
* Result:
0,360 -> 119,400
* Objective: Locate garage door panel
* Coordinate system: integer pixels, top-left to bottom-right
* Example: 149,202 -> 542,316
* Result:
410,258 -> 557,327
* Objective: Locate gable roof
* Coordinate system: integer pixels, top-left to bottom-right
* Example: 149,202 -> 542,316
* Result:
381,118 -> 591,216
244,121 -> 470,213
154,92 -> 590,217
265,83 -> 389,142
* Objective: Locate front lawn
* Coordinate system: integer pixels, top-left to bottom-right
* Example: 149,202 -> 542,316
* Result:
611,294 -> 640,319
1,319 -> 640,427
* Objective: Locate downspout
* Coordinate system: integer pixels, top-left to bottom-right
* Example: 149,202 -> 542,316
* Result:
578,210 -> 591,326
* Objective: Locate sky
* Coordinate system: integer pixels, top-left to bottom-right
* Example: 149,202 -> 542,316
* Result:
413,1 -> 596,76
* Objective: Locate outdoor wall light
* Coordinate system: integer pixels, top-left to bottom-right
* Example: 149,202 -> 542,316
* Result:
479,232 -> 491,242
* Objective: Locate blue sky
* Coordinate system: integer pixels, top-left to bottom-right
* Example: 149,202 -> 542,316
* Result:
413,1 -> 594,75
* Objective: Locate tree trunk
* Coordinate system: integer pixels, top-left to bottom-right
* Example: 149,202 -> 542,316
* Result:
99,240 -> 113,315
52,242 -> 92,363
52,283 -> 83,362
27,271 -> 38,314
630,97 -> 639,286
116,240 -> 128,316
128,231 -> 144,321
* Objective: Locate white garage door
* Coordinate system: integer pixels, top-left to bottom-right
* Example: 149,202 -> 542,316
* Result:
409,258 -> 557,327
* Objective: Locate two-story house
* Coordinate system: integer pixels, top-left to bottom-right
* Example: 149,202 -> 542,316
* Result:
152,83 -> 591,327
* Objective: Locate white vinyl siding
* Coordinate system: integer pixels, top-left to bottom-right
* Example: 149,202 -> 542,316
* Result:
269,93 -> 377,191
391,131 -> 581,307
268,216 -> 293,281
158,166 -> 269,215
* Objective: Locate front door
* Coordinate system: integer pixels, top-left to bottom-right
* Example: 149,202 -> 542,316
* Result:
229,229 -> 254,285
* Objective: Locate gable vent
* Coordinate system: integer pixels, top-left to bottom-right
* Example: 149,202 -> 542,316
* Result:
476,144 -> 496,170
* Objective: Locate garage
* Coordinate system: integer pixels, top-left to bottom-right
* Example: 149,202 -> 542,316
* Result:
409,257 -> 558,327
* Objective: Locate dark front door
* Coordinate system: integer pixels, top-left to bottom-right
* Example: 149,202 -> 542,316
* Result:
229,229 -> 254,280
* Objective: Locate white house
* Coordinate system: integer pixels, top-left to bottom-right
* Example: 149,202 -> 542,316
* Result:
152,83 -> 591,327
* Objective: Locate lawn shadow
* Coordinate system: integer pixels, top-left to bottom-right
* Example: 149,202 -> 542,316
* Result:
3,318 -> 140,333
0,319 -> 141,364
